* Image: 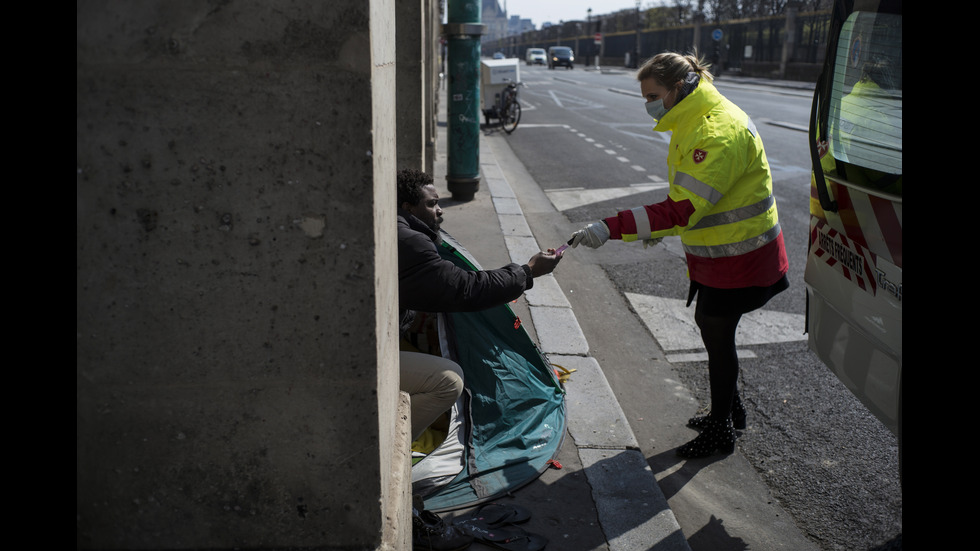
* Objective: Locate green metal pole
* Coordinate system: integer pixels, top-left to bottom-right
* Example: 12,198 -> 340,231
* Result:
444,0 -> 484,201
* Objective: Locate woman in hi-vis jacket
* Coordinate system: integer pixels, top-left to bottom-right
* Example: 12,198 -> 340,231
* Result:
570,51 -> 789,458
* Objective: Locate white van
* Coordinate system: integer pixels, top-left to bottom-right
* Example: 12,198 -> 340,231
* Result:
525,48 -> 546,65
805,0 -> 902,479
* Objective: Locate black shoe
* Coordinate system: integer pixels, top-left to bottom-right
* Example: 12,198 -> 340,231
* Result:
413,496 -> 474,551
687,394 -> 747,431
677,416 -> 736,459
732,395 -> 746,429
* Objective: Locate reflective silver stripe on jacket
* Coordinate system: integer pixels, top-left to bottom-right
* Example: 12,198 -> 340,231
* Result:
689,194 -> 775,231
674,172 -> 724,205
630,206 -> 651,238
747,115 -> 758,138
684,222 -> 782,259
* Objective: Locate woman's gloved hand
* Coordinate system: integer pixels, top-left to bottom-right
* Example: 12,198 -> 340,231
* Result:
570,221 -> 610,249
642,237 -> 663,249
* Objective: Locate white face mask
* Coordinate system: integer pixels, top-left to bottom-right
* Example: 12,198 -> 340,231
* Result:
644,87 -> 676,121
645,98 -> 667,121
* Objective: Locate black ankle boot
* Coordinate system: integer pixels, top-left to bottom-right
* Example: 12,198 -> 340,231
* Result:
731,394 -> 746,429
687,394 -> 747,431
677,416 -> 736,459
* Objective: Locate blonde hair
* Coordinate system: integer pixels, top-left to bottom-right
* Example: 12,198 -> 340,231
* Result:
636,50 -> 713,87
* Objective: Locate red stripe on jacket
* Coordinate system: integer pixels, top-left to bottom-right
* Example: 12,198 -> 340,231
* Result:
604,198 -> 697,238
685,233 -> 789,288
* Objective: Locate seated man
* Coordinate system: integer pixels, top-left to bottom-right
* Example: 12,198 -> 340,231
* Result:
397,168 -> 561,441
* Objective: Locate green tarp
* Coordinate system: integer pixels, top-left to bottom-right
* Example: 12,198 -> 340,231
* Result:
411,232 -> 567,512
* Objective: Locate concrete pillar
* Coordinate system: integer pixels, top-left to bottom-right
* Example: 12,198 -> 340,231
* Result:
693,14 -> 703,53
424,0 -> 439,171
396,0 -> 440,173
780,2 -> 801,79
76,0 -> 408,548
397,0 -> 425,171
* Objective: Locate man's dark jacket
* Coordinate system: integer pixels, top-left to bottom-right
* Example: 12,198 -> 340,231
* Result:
398,208 -> 533,335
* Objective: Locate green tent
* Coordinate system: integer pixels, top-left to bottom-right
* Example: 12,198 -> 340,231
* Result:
408,232 -> 567,512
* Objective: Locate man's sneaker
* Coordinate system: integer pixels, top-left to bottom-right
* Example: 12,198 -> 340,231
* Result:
412,496 -> 473,551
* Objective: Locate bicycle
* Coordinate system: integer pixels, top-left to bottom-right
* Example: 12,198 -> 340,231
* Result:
482,81 -> 522,134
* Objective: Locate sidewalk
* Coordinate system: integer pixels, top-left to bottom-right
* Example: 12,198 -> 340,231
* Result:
426,76 -> 822,551
429,94 -> 689,551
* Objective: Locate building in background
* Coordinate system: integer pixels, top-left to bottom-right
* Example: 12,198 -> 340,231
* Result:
509,14 -> 535,34
483,0 -> 508,43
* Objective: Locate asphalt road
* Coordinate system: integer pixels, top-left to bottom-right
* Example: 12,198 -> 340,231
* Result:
495,62 -> 902,551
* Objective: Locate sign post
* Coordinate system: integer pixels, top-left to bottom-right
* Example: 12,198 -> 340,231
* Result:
594,33 -> 602,70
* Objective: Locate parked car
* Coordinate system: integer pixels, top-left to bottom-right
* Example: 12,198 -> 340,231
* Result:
548,46 -> 574,69
492,51 -> 505,59
525,48 -> 546,65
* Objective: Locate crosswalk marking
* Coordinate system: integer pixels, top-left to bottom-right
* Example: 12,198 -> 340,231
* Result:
545,183 -> 668,211
625,293 -> 805,360
666,350 -> 758,363
546,89 -> 606,109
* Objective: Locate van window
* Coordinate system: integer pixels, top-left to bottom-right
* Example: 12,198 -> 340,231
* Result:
827,11 -> 902,178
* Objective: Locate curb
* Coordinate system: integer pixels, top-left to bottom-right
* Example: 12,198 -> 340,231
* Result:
479,132 -> 692,551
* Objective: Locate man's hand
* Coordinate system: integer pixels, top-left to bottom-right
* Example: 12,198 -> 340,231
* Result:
570,221 -> 609,249
527,249 -> 562,278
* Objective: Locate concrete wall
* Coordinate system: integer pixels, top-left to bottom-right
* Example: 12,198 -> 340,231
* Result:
77,1 -> 409,548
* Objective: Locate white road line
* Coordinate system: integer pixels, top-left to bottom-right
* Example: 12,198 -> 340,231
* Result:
545,183 -> 669,211
548,89 -> 565,108
625,293 -> 805,356
667,350 -> 759,363
511,123 -> 569,128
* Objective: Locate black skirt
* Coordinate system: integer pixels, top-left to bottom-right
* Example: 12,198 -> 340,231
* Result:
687,274 -> 789,317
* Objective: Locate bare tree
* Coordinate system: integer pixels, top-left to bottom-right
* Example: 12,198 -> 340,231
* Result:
701,0 -> 831,18
632,0 -> 832,31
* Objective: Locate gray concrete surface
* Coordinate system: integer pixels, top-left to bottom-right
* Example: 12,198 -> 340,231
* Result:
76,2 -> 410,548
429,78 -> 824,549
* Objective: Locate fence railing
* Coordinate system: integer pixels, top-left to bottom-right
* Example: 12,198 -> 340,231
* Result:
483,10 -> 831,81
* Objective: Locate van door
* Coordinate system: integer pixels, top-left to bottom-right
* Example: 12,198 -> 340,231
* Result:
805,0 -> 902,443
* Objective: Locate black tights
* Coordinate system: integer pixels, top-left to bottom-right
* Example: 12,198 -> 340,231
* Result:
694,307 -> 742,420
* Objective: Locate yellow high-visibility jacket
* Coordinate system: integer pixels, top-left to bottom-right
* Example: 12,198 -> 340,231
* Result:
604,79 -> 788,289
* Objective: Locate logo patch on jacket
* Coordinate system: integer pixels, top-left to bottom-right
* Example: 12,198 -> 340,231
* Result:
816,140 -> 829,158
693,149 -> 708,163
